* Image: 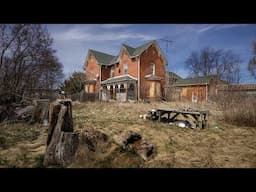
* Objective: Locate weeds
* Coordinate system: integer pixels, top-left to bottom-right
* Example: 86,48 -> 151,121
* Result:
217,94 -> 256,127
34,154 -> 45,168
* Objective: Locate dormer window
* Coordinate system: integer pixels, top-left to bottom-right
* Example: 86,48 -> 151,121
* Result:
150,63 -> 155,75
123,63 -> 128,75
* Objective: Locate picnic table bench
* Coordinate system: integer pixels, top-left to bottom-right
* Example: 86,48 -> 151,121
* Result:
150,108 -> 209,128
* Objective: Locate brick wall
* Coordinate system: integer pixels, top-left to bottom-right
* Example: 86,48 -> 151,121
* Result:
140,45 -> 166,99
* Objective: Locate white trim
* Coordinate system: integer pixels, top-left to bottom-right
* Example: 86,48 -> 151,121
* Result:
100,74 -> 138,84
138,56 -> 140,100
206,84 -> 208,102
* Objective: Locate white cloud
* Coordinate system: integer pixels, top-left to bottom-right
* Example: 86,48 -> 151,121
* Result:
100,24 -> 132,29
52,28 -> 158,42
197,24 -> 249,34
197,25 -> 218,33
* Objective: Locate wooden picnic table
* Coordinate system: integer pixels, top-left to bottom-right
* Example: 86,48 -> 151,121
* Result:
153,108 -> 209,128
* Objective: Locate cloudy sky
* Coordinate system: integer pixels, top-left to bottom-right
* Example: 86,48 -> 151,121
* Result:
47,24 -> 256,83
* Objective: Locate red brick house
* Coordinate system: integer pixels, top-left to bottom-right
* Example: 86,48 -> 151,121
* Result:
84,40 -> 167,101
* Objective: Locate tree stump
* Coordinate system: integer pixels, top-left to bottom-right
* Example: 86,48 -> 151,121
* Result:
43,99 -> 77,167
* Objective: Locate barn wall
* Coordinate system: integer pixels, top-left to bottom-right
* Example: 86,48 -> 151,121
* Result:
179,85 -> 207,102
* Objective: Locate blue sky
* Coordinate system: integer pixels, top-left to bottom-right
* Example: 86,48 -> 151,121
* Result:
47,24 -> 256,83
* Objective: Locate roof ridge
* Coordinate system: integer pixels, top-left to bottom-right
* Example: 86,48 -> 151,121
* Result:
122,44 -> 135,49
90,49 -> 116,57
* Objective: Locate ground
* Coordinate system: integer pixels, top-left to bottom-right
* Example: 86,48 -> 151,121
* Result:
1,101 -> 256,168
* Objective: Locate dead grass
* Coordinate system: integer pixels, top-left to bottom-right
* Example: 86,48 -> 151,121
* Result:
1,100 -> 256,168
72,101 -> 256,168
218,96 -> 256,127
0,123 -> 47,168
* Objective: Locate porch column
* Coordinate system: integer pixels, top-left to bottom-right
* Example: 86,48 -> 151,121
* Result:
124,83 -> 128,101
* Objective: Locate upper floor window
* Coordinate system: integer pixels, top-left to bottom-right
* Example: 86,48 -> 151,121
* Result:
123,63 -> 128,75
90,70 -> 94,79
150,63 -> 155,75
110,66 -> 115,78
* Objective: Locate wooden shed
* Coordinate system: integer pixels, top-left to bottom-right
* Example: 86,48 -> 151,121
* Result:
172,75 -> 225,102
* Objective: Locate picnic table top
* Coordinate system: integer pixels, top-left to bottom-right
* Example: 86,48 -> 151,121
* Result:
154,108 -> 209,115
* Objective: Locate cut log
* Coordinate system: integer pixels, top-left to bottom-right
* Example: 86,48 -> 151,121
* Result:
43,99 -> 75,167
113,131 -> 154,161
55,132 -> 79,166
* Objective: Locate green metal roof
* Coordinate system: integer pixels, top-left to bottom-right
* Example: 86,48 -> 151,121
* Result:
101,75 -> 137,85
89,49 -> 115,65
174,75 -> 216,86
88,40 -> 159,66
168,71 -> 182,80
131,40 -> 156,57
122,44 -> 136,56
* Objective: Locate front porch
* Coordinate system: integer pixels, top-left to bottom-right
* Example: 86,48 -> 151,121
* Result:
100,75 -> 138,102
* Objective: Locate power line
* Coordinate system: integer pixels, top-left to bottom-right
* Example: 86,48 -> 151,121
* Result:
159,38 -> 173,58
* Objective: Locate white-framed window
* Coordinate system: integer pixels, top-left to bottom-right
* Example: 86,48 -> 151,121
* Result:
150,63 -> 155,75
123,63 -> 128,75
110,66 -> 115,77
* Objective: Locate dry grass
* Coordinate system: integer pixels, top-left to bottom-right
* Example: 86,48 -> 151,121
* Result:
0,123 -> 47,168
72,101 -> 256,168
1,100 -> 256,168
217,95 -> 256,127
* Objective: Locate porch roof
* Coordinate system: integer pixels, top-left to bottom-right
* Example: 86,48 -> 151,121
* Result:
101,75 -> 137,85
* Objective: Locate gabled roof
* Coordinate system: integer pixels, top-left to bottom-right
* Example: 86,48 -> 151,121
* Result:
89,49 -> 115,65
168,71 -> 182,80
131,40 -> 156,57
122,44 -> 136,56
101,74 -> 137,85
174,75 -> 217,86
86,40 -> 166,66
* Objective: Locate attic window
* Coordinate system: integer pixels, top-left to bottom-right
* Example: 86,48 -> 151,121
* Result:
90,70 -> 94,79
123,63 -> 128,75
150,63 -> 155,75
110,66 -> 115,78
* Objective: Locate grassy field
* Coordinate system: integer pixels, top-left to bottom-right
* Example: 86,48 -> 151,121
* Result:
1,101 -> 256,168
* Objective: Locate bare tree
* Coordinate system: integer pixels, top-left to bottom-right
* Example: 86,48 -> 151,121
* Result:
248,39 -> 256,79
185,47 -> 241,83
0,24 -> 63,104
